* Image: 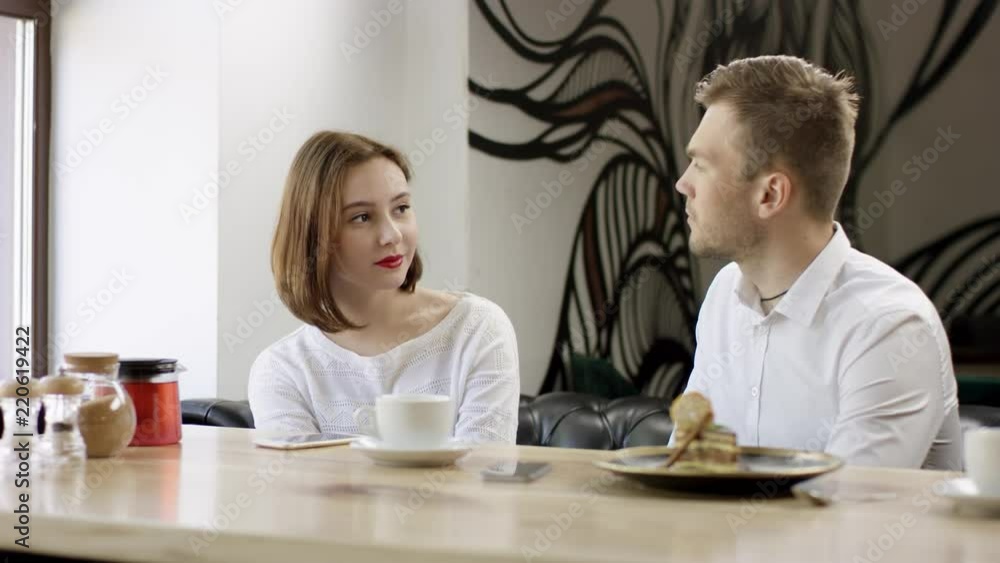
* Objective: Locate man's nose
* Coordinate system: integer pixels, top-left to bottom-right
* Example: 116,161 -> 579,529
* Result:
675,172 -> 691,197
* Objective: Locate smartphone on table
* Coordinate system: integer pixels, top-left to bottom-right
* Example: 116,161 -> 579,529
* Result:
253,432 -> 360,450
480,461 -> 552,483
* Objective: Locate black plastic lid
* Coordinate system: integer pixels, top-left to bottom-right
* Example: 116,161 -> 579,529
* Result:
118,358 -> 179,378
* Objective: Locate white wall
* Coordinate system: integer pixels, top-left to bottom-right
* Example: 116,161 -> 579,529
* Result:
50,0 -> 471,401
216,0 -> 469,399
50,0 -> 219,398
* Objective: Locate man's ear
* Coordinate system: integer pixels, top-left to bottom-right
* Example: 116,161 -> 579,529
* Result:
757,171 -> 792,219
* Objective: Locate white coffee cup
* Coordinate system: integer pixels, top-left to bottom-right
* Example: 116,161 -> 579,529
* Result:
965,428 -> 1000,496
353,394 -> 453,449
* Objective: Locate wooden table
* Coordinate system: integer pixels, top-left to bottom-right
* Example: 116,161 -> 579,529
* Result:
1,426 -> 997,563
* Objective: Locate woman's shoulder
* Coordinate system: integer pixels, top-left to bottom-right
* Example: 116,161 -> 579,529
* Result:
431,290 -> 515,338
250,325 -> 317,370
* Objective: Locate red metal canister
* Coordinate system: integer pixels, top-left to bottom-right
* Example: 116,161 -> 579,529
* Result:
119,358 -> 184,446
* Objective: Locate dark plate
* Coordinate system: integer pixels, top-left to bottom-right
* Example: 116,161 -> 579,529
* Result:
594,446 -> 843,495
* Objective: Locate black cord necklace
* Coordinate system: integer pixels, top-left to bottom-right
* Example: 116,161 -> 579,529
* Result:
760,289 -> 789,302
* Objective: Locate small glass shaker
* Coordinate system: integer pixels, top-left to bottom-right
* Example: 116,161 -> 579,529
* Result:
0,378 -> 39,474
36,375 -> 87,470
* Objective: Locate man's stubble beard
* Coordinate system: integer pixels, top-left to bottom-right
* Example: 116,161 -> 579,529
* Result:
688,189 -> 765,262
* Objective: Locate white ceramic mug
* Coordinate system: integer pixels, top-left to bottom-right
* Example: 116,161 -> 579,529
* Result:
353,394 -> 453,449
965,428 -> 1000,496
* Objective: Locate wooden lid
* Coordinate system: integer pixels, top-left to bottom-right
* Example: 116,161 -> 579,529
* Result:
38,375 -> 85,396
64,352 -> 119,372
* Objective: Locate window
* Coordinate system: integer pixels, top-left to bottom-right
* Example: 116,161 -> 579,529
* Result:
1,0 -> 51,376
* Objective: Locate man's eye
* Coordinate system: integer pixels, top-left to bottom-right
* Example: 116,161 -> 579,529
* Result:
351,213 -> 370,223
396,204 -> 410,214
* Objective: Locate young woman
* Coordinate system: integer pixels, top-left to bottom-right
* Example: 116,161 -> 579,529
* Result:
248,131 -> 520,444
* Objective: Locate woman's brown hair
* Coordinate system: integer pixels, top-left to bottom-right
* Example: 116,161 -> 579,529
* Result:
271,131 -> 422,332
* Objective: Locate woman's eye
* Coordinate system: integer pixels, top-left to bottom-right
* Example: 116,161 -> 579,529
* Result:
396,204 -> 410,214
351,213 -> 370,223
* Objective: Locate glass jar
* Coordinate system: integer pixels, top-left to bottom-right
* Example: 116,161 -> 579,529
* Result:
62,352 -> 137,458
119,358 -> 185,446
35,375 -> 87,470
0,378 -> 40,473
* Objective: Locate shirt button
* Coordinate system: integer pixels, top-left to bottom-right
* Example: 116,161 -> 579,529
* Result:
751,386 -> 759,398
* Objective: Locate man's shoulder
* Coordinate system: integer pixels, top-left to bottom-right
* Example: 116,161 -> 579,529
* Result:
838,250 -> 935,305
703,262 -> 742,300
830,249 -> 943,328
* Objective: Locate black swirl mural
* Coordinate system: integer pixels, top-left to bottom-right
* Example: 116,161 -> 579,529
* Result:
896,215 -> 1000,324
469,0 -> 998,397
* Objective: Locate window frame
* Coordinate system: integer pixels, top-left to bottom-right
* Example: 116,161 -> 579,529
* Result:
1,0 -> 51,376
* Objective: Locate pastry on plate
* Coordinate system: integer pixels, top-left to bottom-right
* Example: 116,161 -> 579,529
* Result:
668,391 -> 740,472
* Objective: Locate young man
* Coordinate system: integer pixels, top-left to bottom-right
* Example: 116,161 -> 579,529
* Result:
672,55 -> 960,469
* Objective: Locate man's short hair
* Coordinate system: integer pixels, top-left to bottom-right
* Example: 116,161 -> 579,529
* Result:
695,55 -> 860,220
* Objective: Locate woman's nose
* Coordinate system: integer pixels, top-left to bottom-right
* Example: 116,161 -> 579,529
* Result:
378,218 -> 403,246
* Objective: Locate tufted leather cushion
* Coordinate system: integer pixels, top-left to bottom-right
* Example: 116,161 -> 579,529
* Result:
960,404 -> 1000,430
181,395 -> 1000,451
182,392 -> 674,449
182,399 -> 255,428
516,392 -> 673,449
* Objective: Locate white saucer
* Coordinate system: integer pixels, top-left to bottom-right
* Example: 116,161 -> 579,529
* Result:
350,437 -> 472,467
940,478 -> 1000,514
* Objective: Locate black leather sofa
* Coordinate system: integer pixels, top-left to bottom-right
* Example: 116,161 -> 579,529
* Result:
181,393 -> 1000,450
182,392 -> 674,449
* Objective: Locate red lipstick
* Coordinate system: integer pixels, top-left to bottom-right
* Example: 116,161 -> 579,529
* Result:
375,254 -> 404,269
